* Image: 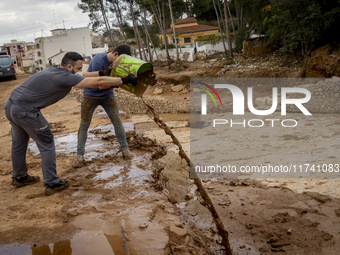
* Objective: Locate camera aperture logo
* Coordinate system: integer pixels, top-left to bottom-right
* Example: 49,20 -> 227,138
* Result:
197,82 -> 223,107
197,83 -> 312,128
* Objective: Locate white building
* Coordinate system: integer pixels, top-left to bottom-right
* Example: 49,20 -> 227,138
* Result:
1,40 -> 36,67
35,26 -> 92,70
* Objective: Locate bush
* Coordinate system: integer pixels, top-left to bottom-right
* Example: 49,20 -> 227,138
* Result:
235,30 -> 248,52
195,34 -> 225,45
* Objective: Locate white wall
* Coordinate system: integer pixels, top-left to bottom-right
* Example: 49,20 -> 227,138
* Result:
152,48 -> 195,62
92,44 -> 108,57
50,53 -> 67,66
36,27 -> 92,69
150,40 -> 232,62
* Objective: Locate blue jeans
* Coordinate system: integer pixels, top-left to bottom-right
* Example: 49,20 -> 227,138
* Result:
77,95 -> 128,155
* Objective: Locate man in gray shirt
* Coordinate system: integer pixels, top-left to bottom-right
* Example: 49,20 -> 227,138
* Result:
5,52 -> 137,195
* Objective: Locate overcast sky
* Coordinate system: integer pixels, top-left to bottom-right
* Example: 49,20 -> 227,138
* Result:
0,0 -> 91,46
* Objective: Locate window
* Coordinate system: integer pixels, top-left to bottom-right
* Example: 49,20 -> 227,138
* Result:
36,43 -> 40,49
184,37 -> 191,43
0,57 -> 10,65
37,51 -> 41,57
39,59 -> 42,64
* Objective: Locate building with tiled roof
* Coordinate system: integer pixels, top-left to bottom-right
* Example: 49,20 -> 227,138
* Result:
160,17 -> 219,46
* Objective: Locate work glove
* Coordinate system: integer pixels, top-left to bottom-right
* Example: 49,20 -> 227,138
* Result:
149,73 -> 157,86
103,63 -> 114,76
121,74 -> 138,86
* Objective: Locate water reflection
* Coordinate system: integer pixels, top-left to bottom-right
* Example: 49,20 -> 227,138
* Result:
31,240 -> 72,255
0,232 -> 120,255
28,123 -> 134,160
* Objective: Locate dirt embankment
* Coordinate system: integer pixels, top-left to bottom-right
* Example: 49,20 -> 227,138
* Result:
300,44 -> 340,78
153,44 -> 340,88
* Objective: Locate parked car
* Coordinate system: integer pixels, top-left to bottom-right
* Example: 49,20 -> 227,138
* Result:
0,55 -> 16,80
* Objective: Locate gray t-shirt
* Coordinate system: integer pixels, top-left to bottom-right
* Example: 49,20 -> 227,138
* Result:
8,65 -> 84,112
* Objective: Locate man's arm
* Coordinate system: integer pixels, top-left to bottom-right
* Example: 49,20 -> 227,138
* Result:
74,77 -> 122,89
81,71 -> 100,77
74,74 -> 138,90
82,64 -> 113,77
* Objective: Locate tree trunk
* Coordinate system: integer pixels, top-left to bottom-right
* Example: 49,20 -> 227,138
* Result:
168,0 -> 180,61
142,9 -> 153,64
226,0 -> 235,37
128,0 -> 143,59
112,0 -> 128,45
223,0 -> 233,59
152,2 -> 171,66
162,3 -> 171,67
145,23 -> 159,61
99,0 -> 116,48
139,27 -> 148,61
212,0 -> 227,55
234,0 -> 242,31
217,0 -> 226,34
137,18 -> 148,61
240,8 -> 243,31
142,12 -> 158,61
217,0 -> 229,53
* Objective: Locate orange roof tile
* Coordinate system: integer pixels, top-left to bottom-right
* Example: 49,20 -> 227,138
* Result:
166,24 -> 219,34
175,17 -> 197,25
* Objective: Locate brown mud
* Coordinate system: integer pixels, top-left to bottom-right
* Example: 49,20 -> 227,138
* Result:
0,51 -> 340,254
141,100 -> 231,253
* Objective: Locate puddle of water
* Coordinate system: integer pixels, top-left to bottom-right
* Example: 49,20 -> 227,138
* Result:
28,123 -> 134,160
0,231 -> 123,255
92,165 -> 123,180
0,245 -> 31,255
19,121 -> 170,254
91,155 -> 152,189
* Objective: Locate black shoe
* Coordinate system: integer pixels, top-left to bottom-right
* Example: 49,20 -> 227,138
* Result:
44,181 -> 70,195
11,174 -> 40,187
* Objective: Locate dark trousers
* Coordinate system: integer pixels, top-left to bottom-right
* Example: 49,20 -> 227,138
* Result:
5,101 -> 59,184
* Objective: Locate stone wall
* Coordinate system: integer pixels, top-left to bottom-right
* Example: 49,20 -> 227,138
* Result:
254,77 -> 340,113
115,89 -> 189,114
190,77 -> 340,114
286,77 -> 340,113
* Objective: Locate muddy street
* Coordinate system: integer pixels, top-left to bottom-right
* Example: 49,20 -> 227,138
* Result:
1,57 -> 340,255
